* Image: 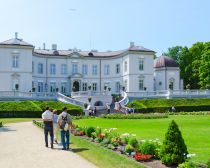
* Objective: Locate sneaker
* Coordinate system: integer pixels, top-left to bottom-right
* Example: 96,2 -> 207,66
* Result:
66,146 -> 71,150
62,147 -> 66,150
55,140 -> 58,144
45,144 -> 48,147
51,144 -> 54,149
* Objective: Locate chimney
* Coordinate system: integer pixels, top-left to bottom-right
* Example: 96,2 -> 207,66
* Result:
15,32 -> 18,39
43,43 -> 46,50
52,44 -> 57,50
130,42 -> 134,47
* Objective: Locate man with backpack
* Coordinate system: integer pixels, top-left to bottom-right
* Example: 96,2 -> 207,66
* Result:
57,107 -> 72,150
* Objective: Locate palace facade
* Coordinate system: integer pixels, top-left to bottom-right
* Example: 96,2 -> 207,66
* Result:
0,33 -> 182,95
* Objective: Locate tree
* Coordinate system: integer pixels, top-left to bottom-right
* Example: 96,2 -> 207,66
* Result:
160,120 -> 188,166
163,46 -> 183,63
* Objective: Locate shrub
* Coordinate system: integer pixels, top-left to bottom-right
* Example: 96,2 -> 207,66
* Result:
86,126 -> 96,137
139,141 -> 160,158
207,158 -> 210,168
160,120 -> 188,166
111,136 -> 122,147
121,134 -> 130,145
101,113 -> 168,119
0,122 -> 2,127
128,137 -> 139,148
178,161 -> 198,168
125,144 -> 134,154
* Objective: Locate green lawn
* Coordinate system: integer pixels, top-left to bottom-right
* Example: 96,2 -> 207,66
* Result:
73,115 -> 210,163
0,118 -> 41,124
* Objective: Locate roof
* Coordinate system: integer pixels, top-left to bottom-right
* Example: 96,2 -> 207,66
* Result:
0,38 -> 33,47
33,45 -> 155,58
154,55 -> 179,68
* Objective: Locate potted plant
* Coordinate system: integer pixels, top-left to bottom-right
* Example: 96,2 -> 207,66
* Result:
88,97 -> 92,103
108,87 -> 111,91
88,85 -> 91,90
122,86 -> 125,91
56,88 -> 59,92
104,86 -> 107,91
32,87 -> 36,92
84,103 -> 88,109
15,84 -> 19,91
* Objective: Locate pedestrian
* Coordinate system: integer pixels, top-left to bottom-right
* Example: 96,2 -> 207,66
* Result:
52,109 -> 58,144
57,107 -> 72,150
42,106 -> 54,149
106,103 -> 110,114
94,107 -> 97,116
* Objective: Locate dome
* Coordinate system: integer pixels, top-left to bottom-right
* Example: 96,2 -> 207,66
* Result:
154,56 -> 179,68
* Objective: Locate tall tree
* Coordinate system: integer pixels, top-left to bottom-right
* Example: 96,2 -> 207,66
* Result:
163,46 -> 183,63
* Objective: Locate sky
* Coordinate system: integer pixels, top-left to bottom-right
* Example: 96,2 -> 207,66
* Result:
0,0 -> 210,55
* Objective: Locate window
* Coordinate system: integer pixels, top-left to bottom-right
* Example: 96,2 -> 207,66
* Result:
116,64 -> 120,74
82,64 -> 88,75
12,55 -> 19,68
92,65 -> 97,75
82,82 -> 87,91
38,82 -> 44,92
72,63 -> 78,74
139,79 -> 144,90
61,82 -> 67,94
50,82 -> 56,92
104,64 -> 110,75
61,64 -> 67,75
50,64 -> 56,75
38,63 -> 43,74
139,58 -> 144,71
115,82 -> 120,93
92,83 -> 97,91
124,80 -> 128,91
124,61 -> 127,72
32,62 -> 34,73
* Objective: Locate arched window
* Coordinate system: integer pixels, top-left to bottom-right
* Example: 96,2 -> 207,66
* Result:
169,78 -> 175,90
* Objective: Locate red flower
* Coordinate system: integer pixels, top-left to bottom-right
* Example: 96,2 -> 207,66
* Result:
134,153 -> 152,161
98,133 -> 105,139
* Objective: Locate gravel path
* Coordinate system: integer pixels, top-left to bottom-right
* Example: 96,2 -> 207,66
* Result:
0,122 -> 97,168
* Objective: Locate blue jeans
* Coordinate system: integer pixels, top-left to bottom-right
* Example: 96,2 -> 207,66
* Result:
61,130 -> 70,149
44,122 -> 54,146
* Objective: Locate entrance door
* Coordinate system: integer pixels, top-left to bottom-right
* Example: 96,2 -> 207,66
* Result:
73,81 -> 80,92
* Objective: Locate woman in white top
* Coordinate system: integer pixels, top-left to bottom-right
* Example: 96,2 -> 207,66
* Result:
52,109 -> 59,144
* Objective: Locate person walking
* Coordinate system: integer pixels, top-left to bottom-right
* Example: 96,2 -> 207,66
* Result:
42,107 -> 54,149
57,107 -> 72,150
106,103 -> 110,114
52,109 -> 59,144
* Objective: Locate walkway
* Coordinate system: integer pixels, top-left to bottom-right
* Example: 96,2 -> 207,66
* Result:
0,122 -> 97,168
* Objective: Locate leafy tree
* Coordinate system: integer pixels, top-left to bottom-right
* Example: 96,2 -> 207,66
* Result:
163,46 -> 183,63
160,120 -> 188,166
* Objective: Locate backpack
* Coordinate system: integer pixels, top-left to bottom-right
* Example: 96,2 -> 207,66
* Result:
60,115 -> 68,130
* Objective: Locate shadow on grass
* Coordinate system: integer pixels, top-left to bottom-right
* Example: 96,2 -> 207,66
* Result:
71,148 -> 89,153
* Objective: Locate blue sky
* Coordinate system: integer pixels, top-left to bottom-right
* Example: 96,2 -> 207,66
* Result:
0,0 -> 210,55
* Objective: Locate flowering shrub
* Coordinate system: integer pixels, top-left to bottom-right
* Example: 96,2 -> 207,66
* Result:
111,136 -> 122,147
134,153 -> 152,161
121,133 -> 130,145
138,140 -> 161,158
86,126 -> 96,137
74,127 -> 85,136
178,161 -> 198,168
125,144 -> 134,154
128,137 -> 139,148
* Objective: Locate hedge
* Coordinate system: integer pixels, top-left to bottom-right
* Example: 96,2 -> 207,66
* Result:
0,101 -> 83,117
128,98 -> 210,113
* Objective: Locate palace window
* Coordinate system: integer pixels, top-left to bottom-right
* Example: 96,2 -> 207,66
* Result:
104,64 -> 110,75
50,82 -> 56,92
38,63 -> 43,74
124,61 -> 127,72
115,82 -> 120,93
139,58 -> 144,71
93,83 -> 97,91
38,82 -> 44,92
50,64 -> 56,75
61,82 -> 67,94
116,64 -> 120,74
82,64 -> 88,75
72,63 -> 78,74
92,65 -> 97,75
12,55 -> 19,68
61,64 -> 67,75
139,79 -> 144,90
82,82 -> 87,91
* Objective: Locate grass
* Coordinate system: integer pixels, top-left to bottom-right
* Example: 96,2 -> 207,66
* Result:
73,115 -> 210,164
70,136 -> 145,168
0,118 -> 41,124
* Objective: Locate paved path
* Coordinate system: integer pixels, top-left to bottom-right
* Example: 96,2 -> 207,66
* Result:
0,122 -> 97,168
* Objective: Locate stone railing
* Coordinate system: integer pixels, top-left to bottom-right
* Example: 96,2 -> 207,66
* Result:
114,91 -> 129,114
71,91 -> 111,97
57,92 -> 85,108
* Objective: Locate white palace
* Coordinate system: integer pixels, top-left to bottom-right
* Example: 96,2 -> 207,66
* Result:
0,33 -> 182,97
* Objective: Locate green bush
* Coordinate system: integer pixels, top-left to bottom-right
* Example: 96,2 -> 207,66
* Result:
160,120 -> 188,166
125,144 -> 134,154
207,158 -> 210,168
0,122 -> 2,127
86,126 -> 96,137
101,113 -> 168,119
138,141 -> 160,158
128,98 -> 210,113
178,161 -> 198,168
128,137 -> 139,148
